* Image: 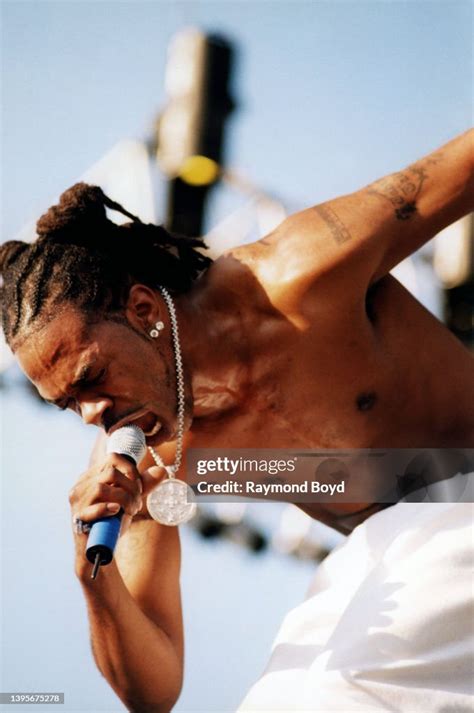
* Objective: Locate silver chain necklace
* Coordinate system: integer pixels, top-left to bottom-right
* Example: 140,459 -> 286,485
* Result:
148,286 -> 184,476
146,286 -> 196,526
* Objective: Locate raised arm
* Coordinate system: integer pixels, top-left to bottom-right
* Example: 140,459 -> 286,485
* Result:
234,129 -> 473,315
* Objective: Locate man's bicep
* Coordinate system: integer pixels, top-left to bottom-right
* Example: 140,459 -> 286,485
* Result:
252,191 -> 386,313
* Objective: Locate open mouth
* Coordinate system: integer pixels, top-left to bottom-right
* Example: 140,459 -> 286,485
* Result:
131,412 -> 163,438
111,411 -> 168,444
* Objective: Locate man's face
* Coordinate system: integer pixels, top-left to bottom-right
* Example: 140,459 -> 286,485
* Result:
16,305 -> 180,446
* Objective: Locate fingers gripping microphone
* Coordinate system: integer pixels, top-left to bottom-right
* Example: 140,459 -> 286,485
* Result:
86,424 -> 147,580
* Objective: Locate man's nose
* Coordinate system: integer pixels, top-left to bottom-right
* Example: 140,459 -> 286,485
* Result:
80,397 -> 114,427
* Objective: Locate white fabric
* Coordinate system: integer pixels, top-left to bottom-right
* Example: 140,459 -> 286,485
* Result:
237,494 -> 474,712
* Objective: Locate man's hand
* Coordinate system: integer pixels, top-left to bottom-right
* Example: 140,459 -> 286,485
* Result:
69,454 -> 143,579
87,430 -> 172,519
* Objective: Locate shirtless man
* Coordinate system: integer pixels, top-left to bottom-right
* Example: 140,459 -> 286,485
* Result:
0,129 -> 472,712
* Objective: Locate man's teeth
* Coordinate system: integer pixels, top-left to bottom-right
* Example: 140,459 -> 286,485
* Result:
144,420 -> 162,437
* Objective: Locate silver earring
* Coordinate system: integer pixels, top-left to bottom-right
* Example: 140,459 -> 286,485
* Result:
149,321 -> 165,339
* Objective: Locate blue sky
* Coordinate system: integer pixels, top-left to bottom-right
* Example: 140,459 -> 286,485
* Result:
1,1 -> 472,712
2,0 -> 472,239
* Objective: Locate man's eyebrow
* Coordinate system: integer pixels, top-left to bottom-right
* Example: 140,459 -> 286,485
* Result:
44,361 -> 97,406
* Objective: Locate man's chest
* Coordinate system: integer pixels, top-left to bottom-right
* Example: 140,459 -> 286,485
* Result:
184,332 -> 393,452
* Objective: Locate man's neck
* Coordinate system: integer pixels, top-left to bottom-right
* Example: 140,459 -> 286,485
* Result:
175,288 -> 253,419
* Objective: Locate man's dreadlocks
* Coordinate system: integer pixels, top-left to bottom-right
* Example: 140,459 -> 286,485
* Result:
0,183 -> 212,349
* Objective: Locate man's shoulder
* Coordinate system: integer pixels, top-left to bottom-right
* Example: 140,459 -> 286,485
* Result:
202,249 -> 280,316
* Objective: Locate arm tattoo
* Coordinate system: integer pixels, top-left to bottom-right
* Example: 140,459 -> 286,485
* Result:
313,203 -> 352,244
366,151 -> 444,221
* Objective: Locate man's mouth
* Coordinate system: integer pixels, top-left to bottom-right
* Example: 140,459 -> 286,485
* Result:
110,410 -> 168,444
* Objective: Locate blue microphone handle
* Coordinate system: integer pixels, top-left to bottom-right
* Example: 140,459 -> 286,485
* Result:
85,453 -> 136,577
85,508 -> 125,566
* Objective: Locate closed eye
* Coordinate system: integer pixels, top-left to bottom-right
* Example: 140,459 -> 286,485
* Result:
44,398 -> 71,411
45,367 -> 108,410
74,367 -> 108,391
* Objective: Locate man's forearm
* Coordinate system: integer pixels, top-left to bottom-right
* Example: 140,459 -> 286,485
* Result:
79,561 -> 182,713
366,127 -> 474,280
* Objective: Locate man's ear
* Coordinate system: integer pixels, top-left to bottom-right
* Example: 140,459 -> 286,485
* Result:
124,284 -> 164,334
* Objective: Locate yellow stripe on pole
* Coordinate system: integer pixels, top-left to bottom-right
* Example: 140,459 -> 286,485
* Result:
179,155 -> 220,186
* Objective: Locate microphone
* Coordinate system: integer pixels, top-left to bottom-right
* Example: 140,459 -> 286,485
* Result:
86,424 -> 147,580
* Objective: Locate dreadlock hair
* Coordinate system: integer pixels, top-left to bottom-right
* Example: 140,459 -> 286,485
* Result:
0,182 -> 213,349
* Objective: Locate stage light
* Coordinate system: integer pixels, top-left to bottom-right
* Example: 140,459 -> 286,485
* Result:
154,28 -> 235,235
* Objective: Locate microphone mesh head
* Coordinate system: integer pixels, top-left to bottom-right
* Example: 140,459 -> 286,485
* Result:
106,424 -> 147,465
